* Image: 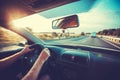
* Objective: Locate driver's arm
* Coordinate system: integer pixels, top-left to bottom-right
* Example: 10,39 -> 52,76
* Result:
22,48 -> 50,80
0,45 -> 33,70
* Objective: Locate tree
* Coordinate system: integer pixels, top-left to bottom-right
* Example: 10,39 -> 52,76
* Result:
107,29 -> 116,36
115,28 -> 120,37
52,32 -> 58,37
102,30 -> 109,35
97,28 -> 120,37
81,32 -> 85,36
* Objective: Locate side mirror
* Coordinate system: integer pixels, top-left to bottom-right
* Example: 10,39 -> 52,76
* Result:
52,15 -> 79,29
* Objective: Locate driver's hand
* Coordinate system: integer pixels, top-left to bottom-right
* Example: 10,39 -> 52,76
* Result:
20,45 -> 34,54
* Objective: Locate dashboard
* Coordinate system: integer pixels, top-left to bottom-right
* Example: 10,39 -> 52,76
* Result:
46,45 -> 120,80
57,49 -> 90,67
0,44 -> 120,80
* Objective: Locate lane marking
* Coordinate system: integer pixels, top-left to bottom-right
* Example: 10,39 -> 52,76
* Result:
100,38 -> 120,50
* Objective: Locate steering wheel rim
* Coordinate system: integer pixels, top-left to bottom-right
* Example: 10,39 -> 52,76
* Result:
29,43 -> 45,49
21,43 -> 45,75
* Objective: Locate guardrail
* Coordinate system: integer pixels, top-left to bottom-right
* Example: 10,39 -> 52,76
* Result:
98,35 -> 120,44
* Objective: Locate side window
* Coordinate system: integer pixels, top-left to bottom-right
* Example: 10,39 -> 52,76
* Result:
0,27 -> 26,51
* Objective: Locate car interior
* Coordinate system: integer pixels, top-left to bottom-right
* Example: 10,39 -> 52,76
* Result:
0,0 -> 120,80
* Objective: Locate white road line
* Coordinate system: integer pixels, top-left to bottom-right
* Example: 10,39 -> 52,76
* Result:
100,38 -> 120,50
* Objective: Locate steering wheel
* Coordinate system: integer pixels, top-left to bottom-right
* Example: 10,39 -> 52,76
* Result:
21,44 -> 45,75
29,43 -> 44,49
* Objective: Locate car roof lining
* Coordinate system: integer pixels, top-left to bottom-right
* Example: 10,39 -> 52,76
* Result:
0,0 -> 78,28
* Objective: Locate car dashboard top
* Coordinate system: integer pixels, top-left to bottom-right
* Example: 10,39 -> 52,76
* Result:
47,45 -> 120,69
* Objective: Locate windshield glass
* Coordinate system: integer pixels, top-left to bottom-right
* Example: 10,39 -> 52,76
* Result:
13,0 -> 120,50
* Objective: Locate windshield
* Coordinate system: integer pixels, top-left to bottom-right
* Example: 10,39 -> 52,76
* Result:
13,0 -> 120,50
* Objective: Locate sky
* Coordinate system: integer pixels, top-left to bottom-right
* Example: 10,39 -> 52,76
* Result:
13,0 -> 120,34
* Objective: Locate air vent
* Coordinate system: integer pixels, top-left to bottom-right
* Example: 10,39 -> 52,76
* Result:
62,54 -> 89,65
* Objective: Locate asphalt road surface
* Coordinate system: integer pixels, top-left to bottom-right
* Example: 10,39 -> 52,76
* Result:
0,36 -> 120,51
44,36 -> 120,50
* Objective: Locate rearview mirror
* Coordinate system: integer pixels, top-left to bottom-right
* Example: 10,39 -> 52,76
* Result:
52,15 -> 79,29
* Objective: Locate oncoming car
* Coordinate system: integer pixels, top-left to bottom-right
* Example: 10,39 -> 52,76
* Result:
0,0 -> 120,80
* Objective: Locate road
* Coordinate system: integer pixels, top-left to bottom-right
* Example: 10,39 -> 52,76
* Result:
44,36 -> 120,50
0,36 -> 119,51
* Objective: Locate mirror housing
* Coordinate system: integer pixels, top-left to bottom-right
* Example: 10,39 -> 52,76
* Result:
52,15 -> 79,29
